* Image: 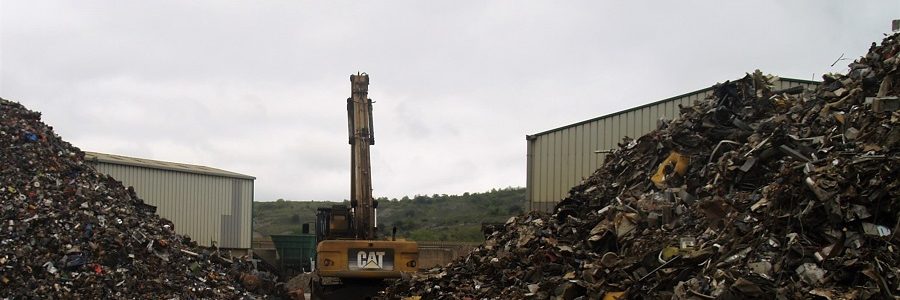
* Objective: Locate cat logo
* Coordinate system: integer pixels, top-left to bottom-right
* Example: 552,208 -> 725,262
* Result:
357,251 -> 386,269
348,248 -> 394,270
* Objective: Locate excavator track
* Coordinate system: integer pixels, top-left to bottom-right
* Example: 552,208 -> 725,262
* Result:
311,278 -> 389,300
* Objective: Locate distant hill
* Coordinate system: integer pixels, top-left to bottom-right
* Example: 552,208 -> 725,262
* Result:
253,187 -> 526,242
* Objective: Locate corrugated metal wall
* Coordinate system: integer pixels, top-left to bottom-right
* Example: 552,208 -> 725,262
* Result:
417,241 -> 479,269
89,162 -> 253,249
526,78 -> 819,212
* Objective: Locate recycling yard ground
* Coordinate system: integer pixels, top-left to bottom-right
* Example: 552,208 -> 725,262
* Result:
3,3 -> 900,299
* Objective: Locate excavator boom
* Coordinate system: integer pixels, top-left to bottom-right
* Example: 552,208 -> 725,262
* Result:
311,73 -> 418,299
348,73 -> 376,240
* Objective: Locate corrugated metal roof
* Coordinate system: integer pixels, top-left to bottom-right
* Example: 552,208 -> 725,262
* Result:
84,151 -> 255,180
527,77 -> 820,138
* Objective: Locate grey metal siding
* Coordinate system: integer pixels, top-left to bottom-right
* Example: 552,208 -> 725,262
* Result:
89,162 -> 253,249
526,78 -> 819,212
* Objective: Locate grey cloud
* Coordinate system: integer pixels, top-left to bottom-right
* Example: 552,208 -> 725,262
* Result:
2,1 -> 898,201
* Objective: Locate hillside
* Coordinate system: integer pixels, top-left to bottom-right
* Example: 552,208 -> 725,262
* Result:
253,187 -> 526,242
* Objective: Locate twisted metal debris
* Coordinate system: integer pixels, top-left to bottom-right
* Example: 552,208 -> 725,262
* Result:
384,34 -> 900,300
0,99 -> 285,299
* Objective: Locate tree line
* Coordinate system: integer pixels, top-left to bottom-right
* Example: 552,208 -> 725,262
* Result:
252,187 -> 526,242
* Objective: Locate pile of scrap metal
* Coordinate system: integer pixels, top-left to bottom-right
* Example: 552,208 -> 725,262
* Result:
383,34 -> 900,299
0,98 -> 287,298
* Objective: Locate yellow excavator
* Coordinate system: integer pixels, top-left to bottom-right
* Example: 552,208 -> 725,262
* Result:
310,73 -> 418,299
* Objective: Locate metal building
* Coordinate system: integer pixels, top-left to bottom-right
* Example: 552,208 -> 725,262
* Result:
526,77 -> 819,212
85,151 -> 254,250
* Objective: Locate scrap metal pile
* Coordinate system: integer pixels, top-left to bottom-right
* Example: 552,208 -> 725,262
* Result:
0,99 -> 284,298
385,34 -> 900,299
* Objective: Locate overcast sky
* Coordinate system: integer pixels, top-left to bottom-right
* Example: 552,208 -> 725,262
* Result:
1,1 -> 897,201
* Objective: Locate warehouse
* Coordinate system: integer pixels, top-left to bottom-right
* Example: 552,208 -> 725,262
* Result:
526,77 -> 820,212
84,151 -> 254,251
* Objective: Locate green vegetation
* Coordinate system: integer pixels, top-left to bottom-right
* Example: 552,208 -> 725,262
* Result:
253,187 -> 526,242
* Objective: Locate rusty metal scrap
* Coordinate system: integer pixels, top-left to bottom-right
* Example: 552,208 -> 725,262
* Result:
383,33 -> 900,299
0,99 -> 286,298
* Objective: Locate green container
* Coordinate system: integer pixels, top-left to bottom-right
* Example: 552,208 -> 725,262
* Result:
270,234 -> 317,273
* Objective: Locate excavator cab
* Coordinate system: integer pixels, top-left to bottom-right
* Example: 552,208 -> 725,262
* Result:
315,206 -> 352,241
